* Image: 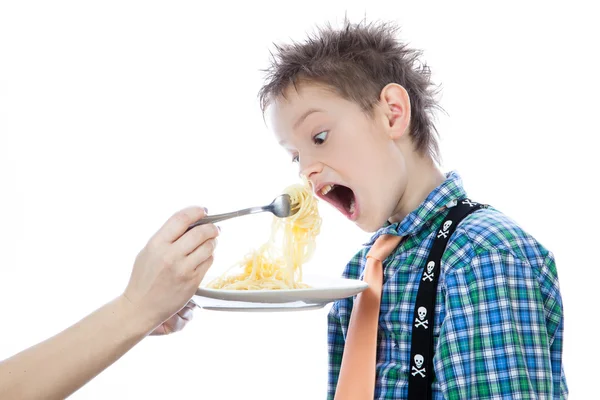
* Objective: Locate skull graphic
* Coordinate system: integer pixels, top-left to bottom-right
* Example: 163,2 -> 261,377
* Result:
417,307 -> 427,320
414,354 -> 424,369
443,220 -> 452,231
426,261 -> 435,274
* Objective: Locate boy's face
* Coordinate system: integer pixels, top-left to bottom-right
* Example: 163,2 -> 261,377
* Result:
270,82 -> 410,232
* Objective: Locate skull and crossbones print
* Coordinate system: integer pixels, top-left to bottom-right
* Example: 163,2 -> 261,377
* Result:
415,306 -> 428,329
462,199 -> 477,207
412,354 -> 426,377
422,261 -> 435,282
437,219 -> 452,238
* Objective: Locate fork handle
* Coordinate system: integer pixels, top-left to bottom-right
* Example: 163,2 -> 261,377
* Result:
185,206 -> 266,231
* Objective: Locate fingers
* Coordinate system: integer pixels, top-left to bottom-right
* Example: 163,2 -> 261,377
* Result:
150,323 -> 171,336
150,302 -> 196,336
153,207 -> 207,244
175,223 -> 219,256
191,252 -> 215,279
150,316 -> 184,335
182,241 -> 217,274
177,302 -> 195,321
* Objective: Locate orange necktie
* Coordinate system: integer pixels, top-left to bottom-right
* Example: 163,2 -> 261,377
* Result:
334,234 -> 403,400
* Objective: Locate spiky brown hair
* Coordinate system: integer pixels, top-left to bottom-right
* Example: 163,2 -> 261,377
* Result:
258,19 -> 443,163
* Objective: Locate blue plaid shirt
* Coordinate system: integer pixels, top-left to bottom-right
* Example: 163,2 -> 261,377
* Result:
327,171 -> 568,399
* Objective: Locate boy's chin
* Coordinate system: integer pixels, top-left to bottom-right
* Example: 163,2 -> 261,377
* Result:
354,215 -> 387,233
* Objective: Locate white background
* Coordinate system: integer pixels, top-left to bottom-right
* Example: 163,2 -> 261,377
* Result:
1,1 -> 597,398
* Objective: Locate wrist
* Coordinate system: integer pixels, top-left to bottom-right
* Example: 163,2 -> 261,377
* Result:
117,294 -> 160,337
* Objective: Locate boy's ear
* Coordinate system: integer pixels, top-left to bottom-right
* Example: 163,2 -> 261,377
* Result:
379,83 -> 411,140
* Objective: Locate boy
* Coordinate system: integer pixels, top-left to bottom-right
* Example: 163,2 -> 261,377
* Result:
258,20 -> 567,399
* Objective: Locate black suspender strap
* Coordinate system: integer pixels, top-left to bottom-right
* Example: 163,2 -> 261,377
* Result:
407,198 -> 487,400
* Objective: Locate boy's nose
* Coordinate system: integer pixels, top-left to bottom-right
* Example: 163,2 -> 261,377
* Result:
300,158 -> 324,183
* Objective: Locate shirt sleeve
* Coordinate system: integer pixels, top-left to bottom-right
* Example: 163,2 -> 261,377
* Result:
327,301 -> 345,400
435,248 -> 566,399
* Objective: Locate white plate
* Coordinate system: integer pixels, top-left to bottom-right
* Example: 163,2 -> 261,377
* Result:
193,296 -> 327,312
195,274 -> 367,304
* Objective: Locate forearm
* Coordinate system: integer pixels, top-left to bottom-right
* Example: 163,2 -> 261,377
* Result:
0,295 -> 156,400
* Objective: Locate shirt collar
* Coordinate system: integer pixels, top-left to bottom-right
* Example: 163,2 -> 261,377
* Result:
365,170 -> 467,245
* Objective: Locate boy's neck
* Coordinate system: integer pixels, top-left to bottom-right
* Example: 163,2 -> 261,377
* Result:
388,154 -> 446,224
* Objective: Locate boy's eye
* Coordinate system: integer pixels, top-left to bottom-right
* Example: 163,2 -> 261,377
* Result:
292,154 -> 299,163
313,131 -> 328,145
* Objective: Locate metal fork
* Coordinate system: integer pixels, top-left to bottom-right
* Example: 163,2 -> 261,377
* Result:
185,193 -> 297,232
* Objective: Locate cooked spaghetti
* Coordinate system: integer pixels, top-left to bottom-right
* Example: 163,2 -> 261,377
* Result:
206,179 -> 321,290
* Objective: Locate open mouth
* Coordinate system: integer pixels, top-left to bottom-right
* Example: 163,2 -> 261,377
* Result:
318,184 -> 358,220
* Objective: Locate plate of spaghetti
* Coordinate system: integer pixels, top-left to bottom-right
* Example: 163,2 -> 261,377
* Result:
194,179 -> 367,305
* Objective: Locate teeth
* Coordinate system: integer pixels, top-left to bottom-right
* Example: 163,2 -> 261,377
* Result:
349,198 -> 355,215
320,184 -> 335,196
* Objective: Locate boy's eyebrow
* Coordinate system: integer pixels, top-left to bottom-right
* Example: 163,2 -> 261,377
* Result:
293,108 -> 324,129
